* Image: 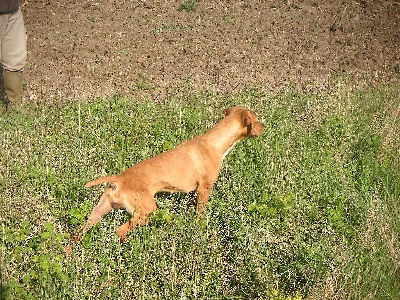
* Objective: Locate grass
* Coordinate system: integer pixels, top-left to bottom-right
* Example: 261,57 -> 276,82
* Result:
1,84 -> 399,299
178,0 -> 197,12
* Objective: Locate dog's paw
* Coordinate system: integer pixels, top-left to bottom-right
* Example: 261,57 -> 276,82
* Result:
119,235 -> 128,244
64,245 -> 73,256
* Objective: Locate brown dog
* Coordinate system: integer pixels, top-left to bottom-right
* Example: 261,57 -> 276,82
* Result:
65,107 -> 264,254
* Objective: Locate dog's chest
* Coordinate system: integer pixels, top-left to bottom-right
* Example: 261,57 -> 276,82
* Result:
222,141 -> 239,161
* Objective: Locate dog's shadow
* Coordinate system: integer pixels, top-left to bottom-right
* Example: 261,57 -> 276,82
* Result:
1,283 -> 10,299
155,191 -> 197,215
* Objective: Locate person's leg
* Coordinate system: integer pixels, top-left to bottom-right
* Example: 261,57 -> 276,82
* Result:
0,14 -> 9,112
2,8 -> 27,111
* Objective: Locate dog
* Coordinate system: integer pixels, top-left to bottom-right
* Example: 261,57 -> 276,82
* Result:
65,107 -> 264,254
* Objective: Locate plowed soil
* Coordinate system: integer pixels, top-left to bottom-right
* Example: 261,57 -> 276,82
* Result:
23,0 -> 400,101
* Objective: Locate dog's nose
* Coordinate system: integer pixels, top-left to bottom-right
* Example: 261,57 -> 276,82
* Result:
250,122 -> 264,137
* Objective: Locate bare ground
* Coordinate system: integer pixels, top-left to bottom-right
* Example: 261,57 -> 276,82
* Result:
23,0 -> 400,102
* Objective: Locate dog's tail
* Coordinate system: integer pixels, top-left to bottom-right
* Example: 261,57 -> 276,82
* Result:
85,176 -> 118,188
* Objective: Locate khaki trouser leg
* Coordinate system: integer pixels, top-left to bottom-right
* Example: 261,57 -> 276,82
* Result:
0,8 -> 27,113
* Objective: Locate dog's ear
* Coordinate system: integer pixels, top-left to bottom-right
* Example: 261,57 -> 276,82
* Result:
223,107 -> 233,116
241,110 -> 253,126
241,110 -> 264,137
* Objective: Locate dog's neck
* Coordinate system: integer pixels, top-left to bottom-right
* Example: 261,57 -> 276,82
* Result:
204,117 -> 245,160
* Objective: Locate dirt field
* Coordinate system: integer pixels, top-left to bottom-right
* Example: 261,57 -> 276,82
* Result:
23,0 -> 399,102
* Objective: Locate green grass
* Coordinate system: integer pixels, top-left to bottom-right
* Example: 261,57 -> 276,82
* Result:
1,85 -> 399,299
178,0 -> 197,12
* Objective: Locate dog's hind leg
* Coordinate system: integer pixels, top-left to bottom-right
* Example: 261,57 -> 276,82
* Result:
65,188 -> 115,255
116,195 -> 157,243
116,211 -> 155,243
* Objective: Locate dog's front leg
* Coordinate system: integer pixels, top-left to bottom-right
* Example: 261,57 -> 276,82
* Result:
195,185 -> 212,215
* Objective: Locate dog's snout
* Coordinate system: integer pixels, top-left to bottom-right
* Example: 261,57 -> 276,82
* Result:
251,122 -> 264,137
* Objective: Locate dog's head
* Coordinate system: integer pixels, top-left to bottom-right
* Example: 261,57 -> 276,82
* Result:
224,107 -> 264,137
